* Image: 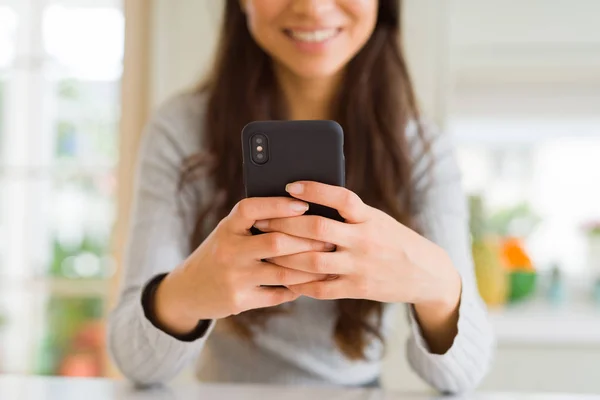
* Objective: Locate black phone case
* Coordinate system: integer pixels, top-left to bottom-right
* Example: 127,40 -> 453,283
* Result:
242,120 -> 345,224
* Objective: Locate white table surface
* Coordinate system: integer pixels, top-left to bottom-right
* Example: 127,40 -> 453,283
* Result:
1,375 -> 599,400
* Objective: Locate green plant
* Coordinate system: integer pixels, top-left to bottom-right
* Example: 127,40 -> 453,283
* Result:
487,202 -> 541,237
584,222 -> 600,237
55,120 -> 78,158
469,195 -> 486,240
49,234 -> 107,278
57,79 -> 81,101
35,296 -> 104,376
469,197 -> 541,239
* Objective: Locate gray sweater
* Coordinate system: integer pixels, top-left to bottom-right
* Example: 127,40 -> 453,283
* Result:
108,92 -> 494,393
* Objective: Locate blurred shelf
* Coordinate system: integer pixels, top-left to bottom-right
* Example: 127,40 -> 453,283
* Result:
0,277 -> 110,298
489,298 -> 600,346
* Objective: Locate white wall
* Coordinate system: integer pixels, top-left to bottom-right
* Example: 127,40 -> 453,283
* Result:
150,0 -> 221,108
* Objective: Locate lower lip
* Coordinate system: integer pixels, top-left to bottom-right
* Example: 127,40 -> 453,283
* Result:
285,30 -> 341,53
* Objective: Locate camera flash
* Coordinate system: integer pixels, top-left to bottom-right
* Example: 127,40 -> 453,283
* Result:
256,146 -> 264,152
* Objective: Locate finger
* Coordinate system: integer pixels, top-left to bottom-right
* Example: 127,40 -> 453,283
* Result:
287,278 -> 350,300
253,263 -> 328,286
246,231 -> 336,259
268,252 -> 353,275
285,181 -> 369,223
254,215 -> 354,247
247,287 -> 300,310
227,197 -> 309,233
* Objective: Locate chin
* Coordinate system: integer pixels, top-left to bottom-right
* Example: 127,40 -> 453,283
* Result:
283,60 -> 345,80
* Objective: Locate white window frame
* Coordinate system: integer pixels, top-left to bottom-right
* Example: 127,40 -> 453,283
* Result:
0,0 -> 123,375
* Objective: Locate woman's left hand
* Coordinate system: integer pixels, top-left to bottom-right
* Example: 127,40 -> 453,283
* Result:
253,181 -> 462,311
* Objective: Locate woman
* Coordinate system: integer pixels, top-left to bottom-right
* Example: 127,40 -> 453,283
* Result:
108,0 -> 494,393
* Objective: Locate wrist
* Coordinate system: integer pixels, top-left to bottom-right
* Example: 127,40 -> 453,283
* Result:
412,263 -> 462,354
417,251 -> 462,314
154,271 -> 201,335
407,248 -> 462,354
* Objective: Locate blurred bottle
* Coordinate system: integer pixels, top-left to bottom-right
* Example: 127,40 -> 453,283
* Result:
470,196 -> 508,306
547,264 -> 565,306
584,222 -> 600,289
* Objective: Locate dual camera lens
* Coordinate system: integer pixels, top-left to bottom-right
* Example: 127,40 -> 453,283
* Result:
251,134 -> 268,164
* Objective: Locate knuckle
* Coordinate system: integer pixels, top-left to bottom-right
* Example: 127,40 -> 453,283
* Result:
267,233 -> 286,254
274,267 -> 289,284
342,190 -> 360,211
399,248 -> 411,263
277,199 -> 293,214
311,283 -> 329,300
215,218 -> 228,232
229,290 -> 246,315
310,253 -> 328,274
234,199 -> 254,219
312,217 -> 329,237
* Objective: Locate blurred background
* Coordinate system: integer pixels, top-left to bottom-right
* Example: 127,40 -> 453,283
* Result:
0,0 -> 599,394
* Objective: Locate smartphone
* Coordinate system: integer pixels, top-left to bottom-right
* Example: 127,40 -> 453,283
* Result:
241,120 -> 345,224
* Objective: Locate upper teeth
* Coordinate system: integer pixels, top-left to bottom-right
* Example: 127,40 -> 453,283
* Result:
289,29 -> 338,43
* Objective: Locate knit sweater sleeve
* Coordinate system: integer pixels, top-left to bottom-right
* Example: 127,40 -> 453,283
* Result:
107,94 -> 215,385
404,122 -> 495,394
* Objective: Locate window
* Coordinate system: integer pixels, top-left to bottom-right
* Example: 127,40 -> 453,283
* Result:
445,0 -> 600,279
0,0 -> 123,377
452,95 -> 600,277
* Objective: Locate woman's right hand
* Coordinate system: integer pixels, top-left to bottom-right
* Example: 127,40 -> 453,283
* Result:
153,197 -> 331,335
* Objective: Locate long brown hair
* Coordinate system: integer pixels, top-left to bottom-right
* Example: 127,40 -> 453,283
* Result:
182,0 -> 425,360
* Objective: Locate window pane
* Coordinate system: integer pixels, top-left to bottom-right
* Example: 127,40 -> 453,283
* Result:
44,3 -> 124,168
43,4 -> 124,81
0,76 -> 6,260
0,5 -> 17,69
0,172 -> 117,278
0,5 -> 17,157
49,172 -> 117,279
51,78 -> 121,169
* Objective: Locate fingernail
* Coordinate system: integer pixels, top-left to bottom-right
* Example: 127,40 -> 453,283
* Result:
286,183 -> 304,195
290,201 -> 309,212
324,243 -> 336,251
254,220 -> 269,230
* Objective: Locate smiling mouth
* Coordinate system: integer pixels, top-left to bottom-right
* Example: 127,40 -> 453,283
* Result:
283,28 -> 342,43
